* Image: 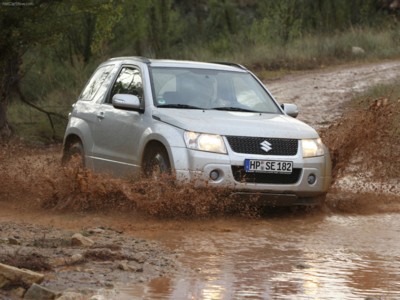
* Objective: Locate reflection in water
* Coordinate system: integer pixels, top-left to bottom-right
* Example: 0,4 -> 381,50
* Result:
148,277 -> 173,295
201,284 -> 226,300
120,214 -> 400,299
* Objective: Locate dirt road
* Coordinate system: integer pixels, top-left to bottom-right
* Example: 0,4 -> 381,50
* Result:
1,60 -> 400,300
267,60 -> 400,128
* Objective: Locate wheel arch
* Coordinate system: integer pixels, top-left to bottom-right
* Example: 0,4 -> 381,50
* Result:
139,123 -> 184,167
63,134 -> 83,153
61,133 -> 85,167
142,140 -> 169,161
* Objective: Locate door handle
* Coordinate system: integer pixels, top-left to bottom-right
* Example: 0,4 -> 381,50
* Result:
97,112 -> 105,120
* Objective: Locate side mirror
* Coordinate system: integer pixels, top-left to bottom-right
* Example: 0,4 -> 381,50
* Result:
281,103 -> 299,118
112,94 -> 141,110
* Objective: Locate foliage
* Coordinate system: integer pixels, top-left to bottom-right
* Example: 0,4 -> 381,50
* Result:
0,0 -> 122,139
110,0 -> 184,57
53,1 -> 122,64
2,0 -> 400,142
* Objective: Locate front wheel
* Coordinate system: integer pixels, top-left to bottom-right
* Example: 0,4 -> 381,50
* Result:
142,146 -> 171,178
62,141 -> 85,168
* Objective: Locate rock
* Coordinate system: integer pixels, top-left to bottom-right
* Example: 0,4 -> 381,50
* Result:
71,233 -> 94,247
50,257 -> 66,267
23,283 -> 57,300
90,295 -> 107,300
352,46 -> 365,55
11,287 -> 26,298
8,237 -> 21,245
56,291 -> 87,300
0,263 -> 44,289
135,267 -> 144,273
52,253 -> 85,267
69,254 -> 85,265
117,261 -> 131,271
88,228 -> 105,234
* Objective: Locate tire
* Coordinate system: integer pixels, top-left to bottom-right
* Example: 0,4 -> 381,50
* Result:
62,141 -> 85,168
142,146 -> 171,178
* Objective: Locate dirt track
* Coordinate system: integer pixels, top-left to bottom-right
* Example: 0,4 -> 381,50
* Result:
267,60 -> 400,128
1,60 -> 400,299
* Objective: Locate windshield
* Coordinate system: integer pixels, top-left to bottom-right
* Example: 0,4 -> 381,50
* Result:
149,67 -> 281,113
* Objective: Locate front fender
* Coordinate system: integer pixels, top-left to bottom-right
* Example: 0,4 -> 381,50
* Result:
64,116 -> 95,158
138,121 -> 187,170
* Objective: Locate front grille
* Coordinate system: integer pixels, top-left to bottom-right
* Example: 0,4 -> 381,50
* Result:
226,136 -> 298,156
232,166 -> 302,184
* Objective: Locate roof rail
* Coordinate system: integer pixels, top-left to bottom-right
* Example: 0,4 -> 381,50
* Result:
109,56 -> 151,64
211,61 -> 247,70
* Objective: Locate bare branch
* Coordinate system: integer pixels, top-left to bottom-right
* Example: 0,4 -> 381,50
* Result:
16,84 -> 67,139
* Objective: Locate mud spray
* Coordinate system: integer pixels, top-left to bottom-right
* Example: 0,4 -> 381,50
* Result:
0,141 -> 261,218
0,98 -> 398,218
321,96 -> 400,213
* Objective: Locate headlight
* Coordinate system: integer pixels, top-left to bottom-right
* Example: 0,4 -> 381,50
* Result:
184,131 -> 227,154
302,138 -> 325,158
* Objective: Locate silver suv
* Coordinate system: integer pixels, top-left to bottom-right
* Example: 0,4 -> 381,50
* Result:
62,57 -> 331,206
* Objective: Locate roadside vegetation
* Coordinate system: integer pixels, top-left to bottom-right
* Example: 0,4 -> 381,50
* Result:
1,0 -> 399,142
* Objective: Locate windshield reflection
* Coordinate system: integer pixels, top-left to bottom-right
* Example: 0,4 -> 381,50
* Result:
150,67 -> 281,113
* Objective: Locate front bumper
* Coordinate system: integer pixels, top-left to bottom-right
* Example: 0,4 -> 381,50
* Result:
172,146 -> 332,201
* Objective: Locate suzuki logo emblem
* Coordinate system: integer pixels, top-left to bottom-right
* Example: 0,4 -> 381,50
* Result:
260,140 -> 272,153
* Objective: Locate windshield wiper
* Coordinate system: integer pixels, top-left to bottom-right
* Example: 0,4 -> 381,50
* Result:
157,104 -> 203,109
212,106 -> 257,112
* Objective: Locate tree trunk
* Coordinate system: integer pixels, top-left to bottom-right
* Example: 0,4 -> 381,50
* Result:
0,53 -> 21,141
0,101 -> 11,140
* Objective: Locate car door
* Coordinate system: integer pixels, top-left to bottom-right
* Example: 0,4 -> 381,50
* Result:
73,64 -> 117,165
91,65 -> 146,177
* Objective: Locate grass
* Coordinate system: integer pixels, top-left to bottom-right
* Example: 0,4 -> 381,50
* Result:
8,96 -> 69,144
349,76 -> 400,138
175,26 -> 400,79
350,79 -> 400,108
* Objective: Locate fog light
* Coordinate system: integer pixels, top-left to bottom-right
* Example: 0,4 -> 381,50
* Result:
210,170 -> 220,181
307,174 -> 316,185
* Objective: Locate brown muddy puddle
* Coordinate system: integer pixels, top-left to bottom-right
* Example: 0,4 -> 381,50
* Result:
109,212 -> 400,300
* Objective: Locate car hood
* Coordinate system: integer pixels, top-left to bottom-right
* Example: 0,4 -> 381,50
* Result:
153,109 -> 319,139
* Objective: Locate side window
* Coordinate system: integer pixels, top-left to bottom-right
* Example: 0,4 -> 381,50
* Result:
80,65 -> 115,101
109,67 -> 143,103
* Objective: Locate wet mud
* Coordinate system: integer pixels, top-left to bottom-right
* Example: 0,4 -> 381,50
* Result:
1,60 -> 400,299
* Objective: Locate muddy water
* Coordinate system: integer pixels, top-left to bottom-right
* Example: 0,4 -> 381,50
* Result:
110,210 -> 400,299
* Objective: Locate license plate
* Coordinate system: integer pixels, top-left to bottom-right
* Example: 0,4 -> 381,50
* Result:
244,159 -> 293,174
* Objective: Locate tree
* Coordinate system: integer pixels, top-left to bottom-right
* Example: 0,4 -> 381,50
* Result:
112,0 -> 183,57
0,0 -> 121,140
